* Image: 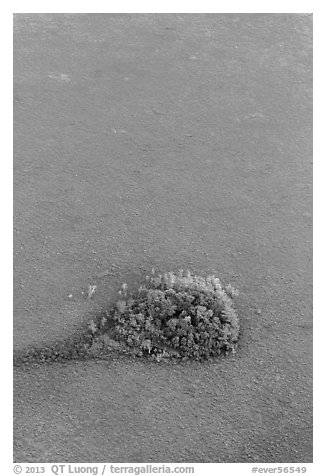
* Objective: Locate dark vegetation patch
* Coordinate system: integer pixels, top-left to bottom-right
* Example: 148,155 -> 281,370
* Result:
13,271 -> 240,366
87,270 -> 240,362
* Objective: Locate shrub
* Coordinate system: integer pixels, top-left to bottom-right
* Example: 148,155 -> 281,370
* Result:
89,270 -> 240,361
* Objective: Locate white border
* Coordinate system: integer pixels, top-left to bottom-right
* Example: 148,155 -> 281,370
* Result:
8,1 -> 315,14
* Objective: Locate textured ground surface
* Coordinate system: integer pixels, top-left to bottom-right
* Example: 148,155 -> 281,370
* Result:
14,14 -> 312,462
